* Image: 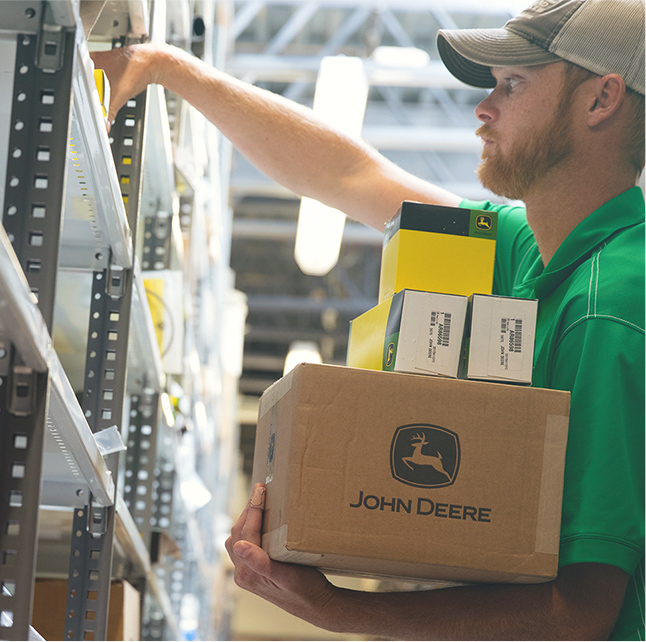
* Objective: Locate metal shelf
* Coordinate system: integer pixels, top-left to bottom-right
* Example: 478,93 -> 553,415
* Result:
114,492 -> 150,575
1,1 -> 235,638
42,352 -> 115,508
141,84 -> 177,220
37,493 -> 179,640
0,212 -> 114,510
60,33 -> 132,271
129,259 -> 166,393
53,262 -> 165,395
113,491 -> 180,639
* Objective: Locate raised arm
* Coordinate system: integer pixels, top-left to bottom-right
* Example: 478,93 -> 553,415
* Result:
91,44 -> 461,230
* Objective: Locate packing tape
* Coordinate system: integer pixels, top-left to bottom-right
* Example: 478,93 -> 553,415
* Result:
259,369 -> 294,420
534,414 -> 569,555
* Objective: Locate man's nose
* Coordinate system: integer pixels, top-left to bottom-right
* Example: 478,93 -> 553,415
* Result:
475,92 -> 497,123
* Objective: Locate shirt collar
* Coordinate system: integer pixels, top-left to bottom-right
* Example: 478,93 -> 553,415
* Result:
529,187 -> 645,299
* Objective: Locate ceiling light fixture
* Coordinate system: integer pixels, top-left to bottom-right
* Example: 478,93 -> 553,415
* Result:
294,56 -> 369,276
370,46 -> 430,68
284,341 -> 322,376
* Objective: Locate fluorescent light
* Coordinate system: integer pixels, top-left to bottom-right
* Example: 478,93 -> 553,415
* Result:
284,341 -> 322,375
294,56 -> 369,276
180,471 -> 212,512
371,46 -> 430,68
221,288 -> 248,377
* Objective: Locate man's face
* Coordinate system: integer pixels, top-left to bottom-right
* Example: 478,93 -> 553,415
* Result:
474,63 -> 575,200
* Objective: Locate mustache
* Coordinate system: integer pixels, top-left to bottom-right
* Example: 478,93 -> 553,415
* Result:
475,124 -> 496,142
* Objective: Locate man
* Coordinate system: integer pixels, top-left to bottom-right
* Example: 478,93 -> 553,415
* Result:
94,0 -> 644,638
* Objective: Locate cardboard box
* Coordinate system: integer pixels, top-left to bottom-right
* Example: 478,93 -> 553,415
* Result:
32,579 -> 140,641
464,294 -> 538,384
378,201 -> 497,302
253,363 -> 570,585
347,289 -> 468,378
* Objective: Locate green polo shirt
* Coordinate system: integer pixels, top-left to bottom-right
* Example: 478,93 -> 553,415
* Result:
462,187 -> 645,640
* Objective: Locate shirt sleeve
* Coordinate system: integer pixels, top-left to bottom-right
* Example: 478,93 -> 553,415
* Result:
460,199 -> 537,296
549,317 -> 645,574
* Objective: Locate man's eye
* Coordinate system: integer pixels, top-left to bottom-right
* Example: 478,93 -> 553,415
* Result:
506,78 -> 519,90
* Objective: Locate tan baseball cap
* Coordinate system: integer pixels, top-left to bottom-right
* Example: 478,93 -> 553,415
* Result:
437,0 -> 645,95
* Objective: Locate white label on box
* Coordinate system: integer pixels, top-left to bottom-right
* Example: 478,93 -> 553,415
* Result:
426,310 -> 453,366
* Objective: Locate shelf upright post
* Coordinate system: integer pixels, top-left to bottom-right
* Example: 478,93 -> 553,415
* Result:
141,454 -> 176,640
63,79 -> 148,642
64,261 -> 133,641
123,388 -> 160,548
141,213 -> 173,270
0,346 -> 49,641
0,6 -> 74,640
109,86 -> 148,235
2,12 -> 75,334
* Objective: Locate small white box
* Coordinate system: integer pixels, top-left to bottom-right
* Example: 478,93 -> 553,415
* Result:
465,294 -> 538,384
347,290 -> 468,378
400,291 -> 468,378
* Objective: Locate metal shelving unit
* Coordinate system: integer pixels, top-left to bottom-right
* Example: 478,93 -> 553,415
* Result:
0,1 -> 243,640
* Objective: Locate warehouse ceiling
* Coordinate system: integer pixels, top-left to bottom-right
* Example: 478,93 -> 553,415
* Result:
218,0 -> 523,472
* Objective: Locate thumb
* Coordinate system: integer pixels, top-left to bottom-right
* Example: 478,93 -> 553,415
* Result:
233,541 -> 273,575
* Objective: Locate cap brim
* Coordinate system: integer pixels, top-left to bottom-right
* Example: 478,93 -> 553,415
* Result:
437,28 -> 561,88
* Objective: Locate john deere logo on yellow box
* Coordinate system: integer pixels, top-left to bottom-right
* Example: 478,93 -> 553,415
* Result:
475,214 -> 493,231
385,342 -> 395,367
390,424 -> 460,488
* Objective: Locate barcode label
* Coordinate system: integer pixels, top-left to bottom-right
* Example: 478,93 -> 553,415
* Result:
499,317 -> 524,370
501,317 -> 523,353
427,310 -> 452,362
510,319 -> 523,353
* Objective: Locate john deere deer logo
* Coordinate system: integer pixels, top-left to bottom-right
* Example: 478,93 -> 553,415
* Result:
385,342 -> 395,367
475,214 -> 492,231
403,433 -> 452,479
391,424 -> 460,488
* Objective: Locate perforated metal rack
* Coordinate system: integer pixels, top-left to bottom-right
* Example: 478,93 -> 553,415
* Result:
1,1 -> 170,640
0,1 -> 241,639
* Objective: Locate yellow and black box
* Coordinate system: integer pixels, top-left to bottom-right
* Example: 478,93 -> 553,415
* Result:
378,202 -> 497,302
94,68 -> 110,121
347,289 -> 468,378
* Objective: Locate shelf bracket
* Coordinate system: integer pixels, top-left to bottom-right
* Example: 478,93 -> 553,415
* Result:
107,264 -> 126,300
36,7 -> 68,71
8,365 -> 36,417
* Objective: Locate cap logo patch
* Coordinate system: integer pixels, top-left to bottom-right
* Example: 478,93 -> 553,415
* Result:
526,0 -> 559,13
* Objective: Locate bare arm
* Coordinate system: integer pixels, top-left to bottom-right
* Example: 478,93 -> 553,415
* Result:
226,485 -> 628,641
91,44 -> 461,229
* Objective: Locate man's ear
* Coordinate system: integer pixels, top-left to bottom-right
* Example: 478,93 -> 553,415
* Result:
586,74 -> 626,127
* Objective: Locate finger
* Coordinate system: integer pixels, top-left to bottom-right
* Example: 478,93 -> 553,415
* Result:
240,484 -> 265,546
228,483 -> 264,547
